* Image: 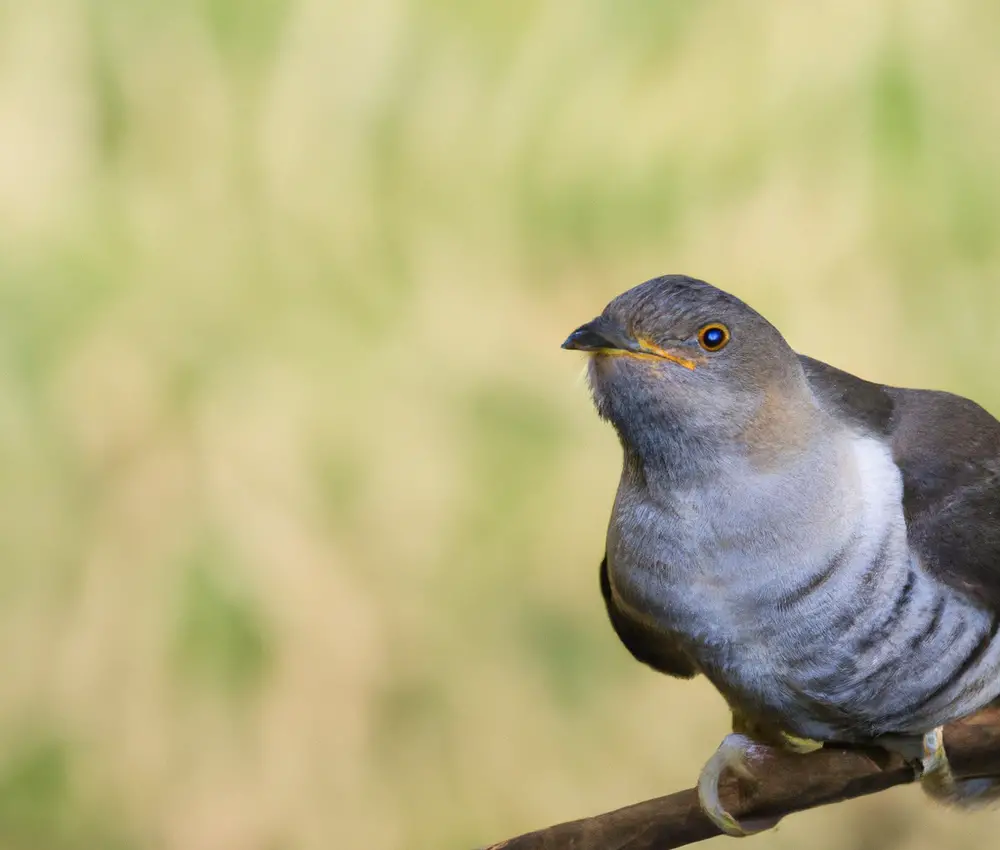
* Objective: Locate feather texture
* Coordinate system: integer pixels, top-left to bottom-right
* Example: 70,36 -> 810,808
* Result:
599,555 -> 698,679
801,355 -> 1000,614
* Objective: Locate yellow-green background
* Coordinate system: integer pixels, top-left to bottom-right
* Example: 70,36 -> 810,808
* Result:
1,1 -> 999,848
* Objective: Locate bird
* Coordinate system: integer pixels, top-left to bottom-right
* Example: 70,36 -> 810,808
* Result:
562,274 -> 1000,835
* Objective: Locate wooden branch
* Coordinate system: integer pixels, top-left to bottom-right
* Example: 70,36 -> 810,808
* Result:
480,707 -> 1000,850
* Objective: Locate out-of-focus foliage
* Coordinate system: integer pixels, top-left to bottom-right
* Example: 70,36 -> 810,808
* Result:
0,1 -> 998,848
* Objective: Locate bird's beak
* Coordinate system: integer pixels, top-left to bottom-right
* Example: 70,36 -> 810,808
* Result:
561,316 -> 698,370
561,317 -> 641,353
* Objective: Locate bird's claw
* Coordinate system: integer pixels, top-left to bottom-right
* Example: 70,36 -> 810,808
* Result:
697,733 -> 781,837
921,726 -> 953,795
920,724 -> 1000,805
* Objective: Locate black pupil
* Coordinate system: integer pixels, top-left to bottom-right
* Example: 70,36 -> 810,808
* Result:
704,328 -> 724,348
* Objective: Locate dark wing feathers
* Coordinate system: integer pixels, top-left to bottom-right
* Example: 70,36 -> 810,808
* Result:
800,355 -> 1000,613
799,355 -> 895,435
599,556 -> 698,678
886,387 -> 1000,612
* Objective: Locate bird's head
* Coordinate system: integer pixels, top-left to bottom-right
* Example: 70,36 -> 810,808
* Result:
563,275 -> 815,472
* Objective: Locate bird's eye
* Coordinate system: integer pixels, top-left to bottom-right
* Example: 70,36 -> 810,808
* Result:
698,323 -> 730,352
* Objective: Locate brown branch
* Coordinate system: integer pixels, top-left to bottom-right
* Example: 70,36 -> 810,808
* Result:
480,707 -> 1000,850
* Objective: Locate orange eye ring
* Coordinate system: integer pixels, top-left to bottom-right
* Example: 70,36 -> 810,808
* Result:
698,323 -> 730,352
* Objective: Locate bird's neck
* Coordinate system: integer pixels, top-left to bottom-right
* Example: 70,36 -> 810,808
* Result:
618,379 -> 827,495
618,424 -> 723,492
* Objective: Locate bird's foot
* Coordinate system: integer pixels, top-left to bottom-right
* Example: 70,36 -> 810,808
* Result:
697,733 -> 784,837
921,725 -> 1000,806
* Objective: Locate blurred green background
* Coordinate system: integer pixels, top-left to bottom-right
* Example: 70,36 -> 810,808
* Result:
1,1 -> 1000,848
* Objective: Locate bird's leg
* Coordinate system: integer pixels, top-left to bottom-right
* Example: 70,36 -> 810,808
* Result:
878,727 -> 1000,804
697,712 -> 822,837
921,725 -> 1000,805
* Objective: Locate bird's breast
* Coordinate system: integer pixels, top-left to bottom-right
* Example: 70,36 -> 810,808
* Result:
607,433 -> 1000,739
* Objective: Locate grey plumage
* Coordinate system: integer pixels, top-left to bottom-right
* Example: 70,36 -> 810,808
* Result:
567,275 -> 1000,749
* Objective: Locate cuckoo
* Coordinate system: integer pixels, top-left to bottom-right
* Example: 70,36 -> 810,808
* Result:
563,275 -> 1000,835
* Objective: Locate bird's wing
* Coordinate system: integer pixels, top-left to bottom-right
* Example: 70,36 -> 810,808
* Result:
599,556 -> 698,678
800,354 -> 1000,612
